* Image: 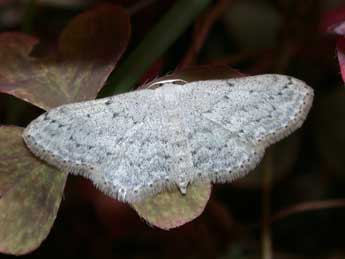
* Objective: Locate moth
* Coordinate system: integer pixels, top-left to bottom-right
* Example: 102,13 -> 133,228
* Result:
23,74 -> 314,203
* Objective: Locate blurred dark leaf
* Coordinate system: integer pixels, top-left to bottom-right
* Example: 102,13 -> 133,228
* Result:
336,37 -> 345,83
321,4 -> 345,83
321,4 -> 345,34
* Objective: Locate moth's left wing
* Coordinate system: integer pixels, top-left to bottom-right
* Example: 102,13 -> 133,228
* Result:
180,74 -> 313,183
186,74 -> 313,147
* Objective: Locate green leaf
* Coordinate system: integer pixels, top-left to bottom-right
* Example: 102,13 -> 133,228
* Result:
0,4 -> 130,110
0,126 -> 67,255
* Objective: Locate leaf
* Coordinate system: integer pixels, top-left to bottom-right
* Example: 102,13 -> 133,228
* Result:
320,4 -> 345,34
0,4 -> 130,110
131,66 -> 243,230
0,126 -> 67,255
132,182 -> 212,230
336,37 -> 345,83
320,5 -> 345,84
0,5 -> 130,255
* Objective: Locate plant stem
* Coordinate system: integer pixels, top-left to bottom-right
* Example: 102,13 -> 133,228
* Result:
271,198 -> 345,222
21,0 -> 36,34
179,0 -> 233,68
261,154 -> 273,259
99,0 -> 211,97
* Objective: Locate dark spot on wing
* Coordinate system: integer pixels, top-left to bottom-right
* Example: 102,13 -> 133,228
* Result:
287,77 -> 293,85
105,100 -> 112,105
226,81 -> 234,87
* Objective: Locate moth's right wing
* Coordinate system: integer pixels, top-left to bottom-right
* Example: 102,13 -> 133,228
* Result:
23,89 -> 177,203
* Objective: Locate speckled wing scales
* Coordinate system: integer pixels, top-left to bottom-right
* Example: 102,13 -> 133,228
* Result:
23,74 -> 314,203
182,74 -> 313,184
23,89 -> 175,202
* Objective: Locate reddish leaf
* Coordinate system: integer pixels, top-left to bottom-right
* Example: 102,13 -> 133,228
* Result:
0,126 -> 67,255
0,4 -> 130,110
336,37 -> 345,83
321,5 -> 345,35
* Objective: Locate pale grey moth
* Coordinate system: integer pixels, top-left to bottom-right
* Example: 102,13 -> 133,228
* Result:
23,74 -> 314,203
